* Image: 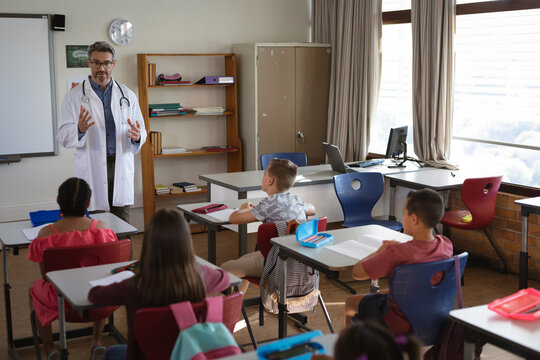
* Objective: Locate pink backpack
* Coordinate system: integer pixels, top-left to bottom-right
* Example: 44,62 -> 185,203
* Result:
169,296 -> 241,360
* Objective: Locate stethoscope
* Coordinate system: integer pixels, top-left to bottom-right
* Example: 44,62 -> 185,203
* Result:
81,79 -> 130,109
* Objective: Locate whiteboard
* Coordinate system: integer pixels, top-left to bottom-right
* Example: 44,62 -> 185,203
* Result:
0,14 -> 57,157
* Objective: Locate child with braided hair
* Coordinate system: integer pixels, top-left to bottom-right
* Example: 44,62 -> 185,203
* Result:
28,177 -> 118,360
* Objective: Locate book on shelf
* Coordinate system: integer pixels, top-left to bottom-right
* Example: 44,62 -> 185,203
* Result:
193,106 -> 225,115
173,181 -> 201,192
154,184 -> 172,195
161,80 -> 192,86
161,147 -> 191,155
201,145 -> 236,152
149,131 -> 162,155
195,76 -> 235,85
148,63 -> 156,86
149,102 -> 182,109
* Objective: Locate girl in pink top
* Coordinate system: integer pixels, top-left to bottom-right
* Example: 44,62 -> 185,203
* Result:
28,177 -> 117,360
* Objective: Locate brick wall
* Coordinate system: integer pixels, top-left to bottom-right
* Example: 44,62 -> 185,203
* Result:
448,191 -> 540,281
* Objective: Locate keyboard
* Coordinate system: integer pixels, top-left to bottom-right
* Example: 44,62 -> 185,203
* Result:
349,159 -> 385,168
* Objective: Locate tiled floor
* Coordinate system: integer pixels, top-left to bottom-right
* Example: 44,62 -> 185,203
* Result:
1,226 -> 537,359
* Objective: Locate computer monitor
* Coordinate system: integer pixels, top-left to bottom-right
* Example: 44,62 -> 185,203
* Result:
385,126 -> 408,167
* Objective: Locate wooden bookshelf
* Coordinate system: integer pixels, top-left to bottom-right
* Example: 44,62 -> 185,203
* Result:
137,53 -> 242,223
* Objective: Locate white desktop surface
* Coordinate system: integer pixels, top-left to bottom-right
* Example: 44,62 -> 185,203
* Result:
450,305 -> 540,356
46,258 -> 243,310
385,168 -> 504,190
271,225 -> 412,271
0,212 -> 137,247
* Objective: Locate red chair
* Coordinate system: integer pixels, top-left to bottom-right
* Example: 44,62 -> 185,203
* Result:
441,176 -> 507,272
134,292 -> 243,360
30,240 -> 131,359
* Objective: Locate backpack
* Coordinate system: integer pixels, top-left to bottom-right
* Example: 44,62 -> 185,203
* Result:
259,221 -> 320,314
169,296 -> 241,360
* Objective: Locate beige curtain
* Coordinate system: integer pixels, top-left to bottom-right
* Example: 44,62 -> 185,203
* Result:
412,0 -> 457,168
313,0 -> 382,161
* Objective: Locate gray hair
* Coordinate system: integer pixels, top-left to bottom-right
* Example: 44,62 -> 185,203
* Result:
87,41 -> 116,59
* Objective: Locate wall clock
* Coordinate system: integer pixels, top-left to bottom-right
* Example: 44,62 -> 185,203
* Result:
108,19 -> 135,46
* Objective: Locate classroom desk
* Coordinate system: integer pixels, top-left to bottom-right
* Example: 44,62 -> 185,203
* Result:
270,225 -> 412,338
0,213 -> 137,360
385,168 -> 503,219
178,199 -> 263,263
46,257 -> 242,360
450,305 -> 540,360
200,162 -> 423,224
515,196 -> 540,289
220,333 -> 339,360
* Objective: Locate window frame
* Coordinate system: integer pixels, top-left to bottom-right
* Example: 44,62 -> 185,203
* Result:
377,0 -> 540,196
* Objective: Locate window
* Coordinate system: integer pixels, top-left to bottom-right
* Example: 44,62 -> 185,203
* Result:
371,1 -> 540,189
451,8 -> 540,187
370,22 -> 413,156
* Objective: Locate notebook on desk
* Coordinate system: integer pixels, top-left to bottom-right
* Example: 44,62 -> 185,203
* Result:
323,142 -> 356,174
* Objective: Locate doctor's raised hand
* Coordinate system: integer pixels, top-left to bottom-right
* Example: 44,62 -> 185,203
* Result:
126,118 -> 141,142
77,105 -> 95,133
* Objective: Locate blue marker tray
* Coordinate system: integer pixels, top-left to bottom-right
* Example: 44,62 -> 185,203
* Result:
296,219 -> 333,248
257,330 -> 324,360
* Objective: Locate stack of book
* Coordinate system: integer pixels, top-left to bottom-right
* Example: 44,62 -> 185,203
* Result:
149,131 -> 162,155
162,147 -> 191,155
149,103 -> 186,117
173,181 -> 202,193
155,184 -> 172,195
193,106 -> 225,115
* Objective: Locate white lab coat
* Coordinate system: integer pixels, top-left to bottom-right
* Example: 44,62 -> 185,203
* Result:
58,77 -> 147,211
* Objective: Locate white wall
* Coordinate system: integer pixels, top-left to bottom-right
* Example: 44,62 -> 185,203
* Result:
0,0 -> 310,225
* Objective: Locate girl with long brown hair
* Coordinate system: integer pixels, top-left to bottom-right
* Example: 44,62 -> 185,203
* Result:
88,209 -> 230,360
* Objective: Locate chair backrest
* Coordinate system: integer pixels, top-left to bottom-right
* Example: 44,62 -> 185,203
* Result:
42,239 -> 131,322
260,152 -> 307,170
333,172 -> 384,227
461,176 -> 503,229
42,239 -> 132,273
134,292 -> 243,360
256,217 -> 327,259
390,252 -> 468,345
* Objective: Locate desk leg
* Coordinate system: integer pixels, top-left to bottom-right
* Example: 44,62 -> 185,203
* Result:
278,253 -> 288,339
206,181 -> 211,202
389,182 -> 396,220
208,228 -> 217,265
519,211 -> 529,289
238,191 -> 247,200
2,243 -> 16,358
58,295 -> 68,360
238,224 -> 247,257
463,340 -> 475,360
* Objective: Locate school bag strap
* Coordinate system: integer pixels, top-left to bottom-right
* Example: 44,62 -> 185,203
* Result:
170,296 -> 224,331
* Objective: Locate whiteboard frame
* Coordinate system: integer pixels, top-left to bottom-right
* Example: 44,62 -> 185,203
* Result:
0,13 -> 58,158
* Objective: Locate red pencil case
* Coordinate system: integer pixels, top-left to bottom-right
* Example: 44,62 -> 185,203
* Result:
192,204 -> 227,214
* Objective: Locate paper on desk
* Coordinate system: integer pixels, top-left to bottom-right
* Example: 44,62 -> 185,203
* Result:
89,270 -> 135,287
326,240 -> 379,261
207,208 -> 236,222
22,223 -> 54,241
326,233 -> 411,261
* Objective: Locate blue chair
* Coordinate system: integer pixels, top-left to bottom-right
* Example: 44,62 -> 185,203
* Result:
260,152 -> 307,170
333,172 -> 403,231
390,252 -> 468,345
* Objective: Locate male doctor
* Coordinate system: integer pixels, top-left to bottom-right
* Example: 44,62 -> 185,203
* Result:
58,41 -> 146,223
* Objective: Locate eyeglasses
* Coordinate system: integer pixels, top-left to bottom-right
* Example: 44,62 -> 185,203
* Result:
89,60 -> 114,69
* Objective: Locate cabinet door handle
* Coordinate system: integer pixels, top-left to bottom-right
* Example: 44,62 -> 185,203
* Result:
297,131 -> 305,144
